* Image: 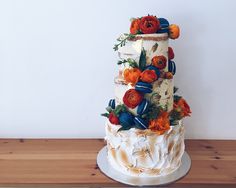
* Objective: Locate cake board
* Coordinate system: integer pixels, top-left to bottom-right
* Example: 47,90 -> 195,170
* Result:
97,146 -> 191,186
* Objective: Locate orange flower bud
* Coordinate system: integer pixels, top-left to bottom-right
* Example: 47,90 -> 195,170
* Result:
130,19 -> 141,35
164,72 -> 173,79
169,24 -> 180,39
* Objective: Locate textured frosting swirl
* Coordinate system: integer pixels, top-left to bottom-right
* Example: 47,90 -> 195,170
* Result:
105,120 -> 185,177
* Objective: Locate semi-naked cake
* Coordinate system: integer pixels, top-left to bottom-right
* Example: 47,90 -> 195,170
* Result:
102,15 -> 191,177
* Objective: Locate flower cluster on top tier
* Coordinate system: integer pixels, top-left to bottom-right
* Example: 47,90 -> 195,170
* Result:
113,15 -> 180,51
130,15 -> 180,39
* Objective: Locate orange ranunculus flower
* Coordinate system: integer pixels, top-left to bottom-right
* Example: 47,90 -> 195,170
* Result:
149,112 -> 170,135
139,15 -> 160,34
152,55 -> 167,70
169,24 -> 180,39
130,19 -> 141,34
174,98 -> 191,117
123,68 -> 141,85
123,89 -> 143,109
140,70 -> 157,83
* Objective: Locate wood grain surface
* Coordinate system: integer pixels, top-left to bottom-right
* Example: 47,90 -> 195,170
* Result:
0,139 -> 235,187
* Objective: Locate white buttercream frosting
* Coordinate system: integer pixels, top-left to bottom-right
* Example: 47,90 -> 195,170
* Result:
118,33 -> 169,74
105,120 -> 185,177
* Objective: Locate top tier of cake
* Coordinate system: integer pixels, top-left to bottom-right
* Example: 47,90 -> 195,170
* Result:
118,33 -> 169,74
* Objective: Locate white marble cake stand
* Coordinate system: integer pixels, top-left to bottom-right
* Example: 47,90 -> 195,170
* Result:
97,146 -> 191,186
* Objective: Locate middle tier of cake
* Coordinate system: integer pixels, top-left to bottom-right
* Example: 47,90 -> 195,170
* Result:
114,77 -> 174,114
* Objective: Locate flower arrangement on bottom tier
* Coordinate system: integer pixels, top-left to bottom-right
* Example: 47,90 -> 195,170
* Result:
102,90 -> 191,134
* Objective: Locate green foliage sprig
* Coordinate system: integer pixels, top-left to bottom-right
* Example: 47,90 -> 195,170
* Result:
113,33 -> 136,51
117,58 -> 138,68
141,104 -> 163,121
170,94 -> 183,125
169,109 -> 182,125
101,104 -> 127,118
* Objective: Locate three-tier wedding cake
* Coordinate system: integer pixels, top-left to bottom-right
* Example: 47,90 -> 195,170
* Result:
102,15 -> 191,177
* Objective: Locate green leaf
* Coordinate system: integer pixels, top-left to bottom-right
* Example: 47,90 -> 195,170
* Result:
101,113 -> 109,118
145,104 -> 163,120
170,110 -> 182,122
127,58 -> 138,68
113,33 -> 136,51
174,95 -> 182,102
117,58 -> 138,68
113,105 -> 122,115
106,106 -> 112,113
174,87 -> 179,93
139,48 -> 146,71
151,43 -> 158,53
117,60 -> 123,65
113,104 -> 127,116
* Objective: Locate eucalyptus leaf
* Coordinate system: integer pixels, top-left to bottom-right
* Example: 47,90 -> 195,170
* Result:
139,48 -> 147,71
106,106 -> 112,113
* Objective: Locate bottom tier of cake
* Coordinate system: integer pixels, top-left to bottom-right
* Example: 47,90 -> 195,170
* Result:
105,120 -> 185,177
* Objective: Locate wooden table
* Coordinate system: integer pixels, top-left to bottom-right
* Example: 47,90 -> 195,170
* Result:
0,139 -> 235,187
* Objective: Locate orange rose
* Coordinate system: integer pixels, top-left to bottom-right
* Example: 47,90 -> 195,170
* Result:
169,24 -> 180,39
140,70 -> 157,83
123,68 -> 141,85
149,112 -> 170,135
174,98 -> 191,117
130,19 -> 141,34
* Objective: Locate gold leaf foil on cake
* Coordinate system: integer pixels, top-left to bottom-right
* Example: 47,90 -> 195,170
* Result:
128,167 -> 142,175
175,144 -> 181,159
146,168 -> 161,175
110,148 -> 117,160
119,149 -> 130,166
168,141 -> 174,153
129,35 -> 168,42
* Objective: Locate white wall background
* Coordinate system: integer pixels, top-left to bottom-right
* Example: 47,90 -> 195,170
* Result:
0,0 -> 235,139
